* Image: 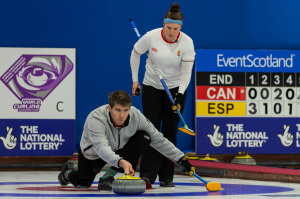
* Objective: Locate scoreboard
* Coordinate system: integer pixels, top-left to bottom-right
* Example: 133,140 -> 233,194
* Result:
196,49 -> 300,154
197,72 -> 300,117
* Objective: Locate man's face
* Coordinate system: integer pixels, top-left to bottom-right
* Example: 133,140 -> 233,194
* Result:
163,23 -> 182,42
108,104 -> 130,126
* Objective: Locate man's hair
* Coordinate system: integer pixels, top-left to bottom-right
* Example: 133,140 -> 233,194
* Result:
164,3 -> 183,21
108,90 -> 132,108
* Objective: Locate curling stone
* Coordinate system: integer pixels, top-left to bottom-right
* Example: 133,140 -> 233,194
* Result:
64,153 -> 79,171
65,158 -> 78,171
231,151 -> 256,165
112,174 -> 146,195
67,158 -> 78,171
199,153 -> 219,162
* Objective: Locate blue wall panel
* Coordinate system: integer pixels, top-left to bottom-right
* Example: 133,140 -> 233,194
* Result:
1,0 -> 300,153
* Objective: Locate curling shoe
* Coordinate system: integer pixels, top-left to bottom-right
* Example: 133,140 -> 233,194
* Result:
98,176 -> 115,191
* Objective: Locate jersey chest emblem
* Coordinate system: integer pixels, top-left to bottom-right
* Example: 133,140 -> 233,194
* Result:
151,48 -> 158,52
177,50 -> 181,57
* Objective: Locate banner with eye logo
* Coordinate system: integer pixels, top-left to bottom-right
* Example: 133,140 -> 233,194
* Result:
0,48 -> 75,156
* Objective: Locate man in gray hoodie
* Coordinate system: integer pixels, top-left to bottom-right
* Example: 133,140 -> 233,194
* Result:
58,90 -> 194,191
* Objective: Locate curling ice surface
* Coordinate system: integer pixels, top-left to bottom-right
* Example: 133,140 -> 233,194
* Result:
0,171 -> 299,198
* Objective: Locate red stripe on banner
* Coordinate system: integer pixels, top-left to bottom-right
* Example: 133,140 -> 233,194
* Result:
189,160 -> 300,176
197,86 -> 246,100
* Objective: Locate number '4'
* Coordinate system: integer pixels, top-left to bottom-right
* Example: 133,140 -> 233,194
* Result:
286,75 -> 293,85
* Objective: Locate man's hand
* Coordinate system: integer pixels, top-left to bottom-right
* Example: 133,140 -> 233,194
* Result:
119,159 -> 135,176
177,156 -> 195,177
172,93 -> 183,113
0,126 -> 17,150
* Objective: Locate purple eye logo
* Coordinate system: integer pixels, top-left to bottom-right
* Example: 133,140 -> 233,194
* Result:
1,55 -> 74,112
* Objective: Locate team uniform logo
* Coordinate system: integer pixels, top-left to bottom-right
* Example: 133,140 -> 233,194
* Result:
177,50 -> 181,57
151,48 -> 158,52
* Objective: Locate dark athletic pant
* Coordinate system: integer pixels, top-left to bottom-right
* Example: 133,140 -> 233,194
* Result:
68,130 -> 151,188
140,85 -> 187,184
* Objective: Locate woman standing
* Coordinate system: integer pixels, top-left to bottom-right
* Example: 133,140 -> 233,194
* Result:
130,3 -> 195,187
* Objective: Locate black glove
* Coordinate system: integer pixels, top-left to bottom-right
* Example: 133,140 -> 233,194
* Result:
177,156 -> 195,176
135,87 -> 141,96
172,93 -> 183,113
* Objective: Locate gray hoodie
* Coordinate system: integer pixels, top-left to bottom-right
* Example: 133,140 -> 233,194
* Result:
80,104 -> 184,168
